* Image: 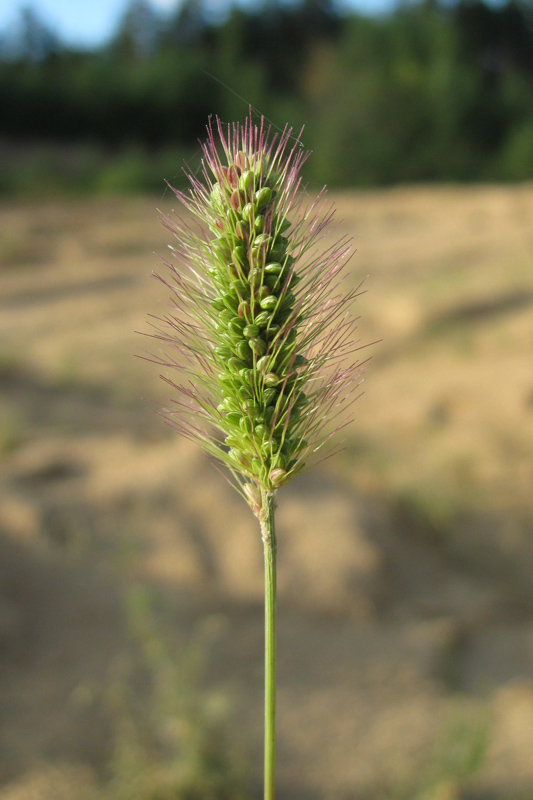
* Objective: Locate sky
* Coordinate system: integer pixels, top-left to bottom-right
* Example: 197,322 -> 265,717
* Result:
0,0 -> 399,49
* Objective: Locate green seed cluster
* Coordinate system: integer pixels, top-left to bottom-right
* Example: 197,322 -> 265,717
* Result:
208,150 -> 308,490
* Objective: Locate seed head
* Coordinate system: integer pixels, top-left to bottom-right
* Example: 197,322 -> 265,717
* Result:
147,115 -> 367,512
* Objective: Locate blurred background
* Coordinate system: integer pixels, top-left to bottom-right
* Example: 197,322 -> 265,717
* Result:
1,0 -> 533,798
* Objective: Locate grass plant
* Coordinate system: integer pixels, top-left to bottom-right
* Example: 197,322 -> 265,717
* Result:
146,115 -> 366,799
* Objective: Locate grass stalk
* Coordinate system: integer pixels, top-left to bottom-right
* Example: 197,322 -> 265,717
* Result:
261,490 -> 277,800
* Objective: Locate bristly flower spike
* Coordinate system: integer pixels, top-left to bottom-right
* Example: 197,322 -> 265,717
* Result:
147,114 -> 367,514
145,114 -> 369,800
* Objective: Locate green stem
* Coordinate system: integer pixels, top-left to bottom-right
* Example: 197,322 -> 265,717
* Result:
260,489 -> 277,800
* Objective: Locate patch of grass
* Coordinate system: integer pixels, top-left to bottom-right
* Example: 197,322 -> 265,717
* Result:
93,584 -> 247,800
0,349 -> 26,379
0,231 -> 54,268
376,708 -> 491,800
0,404 -> 24,454
392,487 -> 461,549
414,711 -> 490,800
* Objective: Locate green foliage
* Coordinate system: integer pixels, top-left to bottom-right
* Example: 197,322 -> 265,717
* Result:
0,405 -> 23,454
1,0 -> 533,190
502,120 -> 533,180
376,707 -> 491,800
0,142 -> 192,196
94,585 -> 246,800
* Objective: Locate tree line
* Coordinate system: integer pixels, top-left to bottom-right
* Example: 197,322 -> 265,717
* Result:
1,0 -> 533,193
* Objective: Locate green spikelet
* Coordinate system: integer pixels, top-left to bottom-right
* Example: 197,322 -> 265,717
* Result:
149,116 -> 365,513
206,150 -> 306,491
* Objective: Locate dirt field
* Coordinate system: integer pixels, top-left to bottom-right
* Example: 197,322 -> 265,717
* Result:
0,184 -> 532,800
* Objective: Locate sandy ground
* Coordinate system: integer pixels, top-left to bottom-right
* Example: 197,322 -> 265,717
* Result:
0,185 -> 533,799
